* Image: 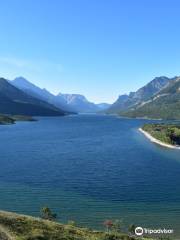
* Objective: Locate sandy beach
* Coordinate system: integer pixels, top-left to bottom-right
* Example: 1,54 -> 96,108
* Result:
139,128 -> 180,149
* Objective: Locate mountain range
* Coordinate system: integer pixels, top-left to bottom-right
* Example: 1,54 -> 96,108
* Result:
11,77 -> 75,113
107,76 -> 180,120
10,77 -> 110,114
1,75 -> 179,119
57,93 -> 110,113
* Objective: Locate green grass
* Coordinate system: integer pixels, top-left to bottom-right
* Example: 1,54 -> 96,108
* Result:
121,94 -> 180,120
0,211 -> 156,240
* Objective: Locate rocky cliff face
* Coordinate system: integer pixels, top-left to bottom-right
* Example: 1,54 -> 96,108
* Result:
107,76 -> 171,114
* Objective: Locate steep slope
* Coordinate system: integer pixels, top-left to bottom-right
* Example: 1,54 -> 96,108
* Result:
107,76 -> 170,114
12,77 -> 75,113
12,77 -> 51,100
0,211 -> 138,240
0,78 -> 65,116
106,94 -> 129,113
122,77 -> 180,119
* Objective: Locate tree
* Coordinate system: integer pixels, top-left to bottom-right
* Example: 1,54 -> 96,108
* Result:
40,206 -> 57,221
103,219 -> 124,233
103,220 -> 113,232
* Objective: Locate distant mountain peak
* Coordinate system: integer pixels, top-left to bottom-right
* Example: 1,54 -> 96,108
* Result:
13,77 -> 39,89
15,76 -> 28,81
58,93 -> 87,103
14,76 -> 31,84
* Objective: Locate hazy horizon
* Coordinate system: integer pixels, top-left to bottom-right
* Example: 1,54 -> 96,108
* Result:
1,0 -> 180,103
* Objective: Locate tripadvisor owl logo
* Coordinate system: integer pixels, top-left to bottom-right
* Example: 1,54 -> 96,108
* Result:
135,227 -> 144,236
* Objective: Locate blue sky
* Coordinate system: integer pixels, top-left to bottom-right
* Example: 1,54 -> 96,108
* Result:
0,0 -> 180,103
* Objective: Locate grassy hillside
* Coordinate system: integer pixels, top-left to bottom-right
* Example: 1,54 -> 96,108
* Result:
122,94 -> 180,120
142,124 -> 180,146
0,210 -> 155,240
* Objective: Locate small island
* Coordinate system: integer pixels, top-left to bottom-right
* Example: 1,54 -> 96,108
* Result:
0,114 -> 36,125
140,124 -> 180,149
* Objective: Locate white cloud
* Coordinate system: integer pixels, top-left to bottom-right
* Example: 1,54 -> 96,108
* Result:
0,56 -> 63,73
0,57 -> 28,68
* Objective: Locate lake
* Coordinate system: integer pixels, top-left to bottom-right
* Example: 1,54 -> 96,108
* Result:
0,114 -> 180,236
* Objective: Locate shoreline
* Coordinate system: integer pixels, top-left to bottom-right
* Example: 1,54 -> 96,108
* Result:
139,128 -> 180,149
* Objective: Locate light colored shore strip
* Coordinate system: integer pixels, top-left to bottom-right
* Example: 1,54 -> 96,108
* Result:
139,128 -> 180,149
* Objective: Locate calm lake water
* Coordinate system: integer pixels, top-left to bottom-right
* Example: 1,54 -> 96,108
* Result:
0,114 -> 180,236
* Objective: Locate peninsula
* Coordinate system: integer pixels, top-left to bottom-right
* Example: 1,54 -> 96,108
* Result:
140,124 -> 180,149
0,114 -> 36,125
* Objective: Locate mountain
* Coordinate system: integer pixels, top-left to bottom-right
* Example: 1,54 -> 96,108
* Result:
0,78 -> 65,116
12,77 -> 75,113
12,77 -> 110,113
58,94 -> 111,113
106,94 -> 129,113
12,77 -> 54,101
122,76 -> 180,119
107,76 -> 171,114
58,93 -> 99,113
96,103 -> 111,110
